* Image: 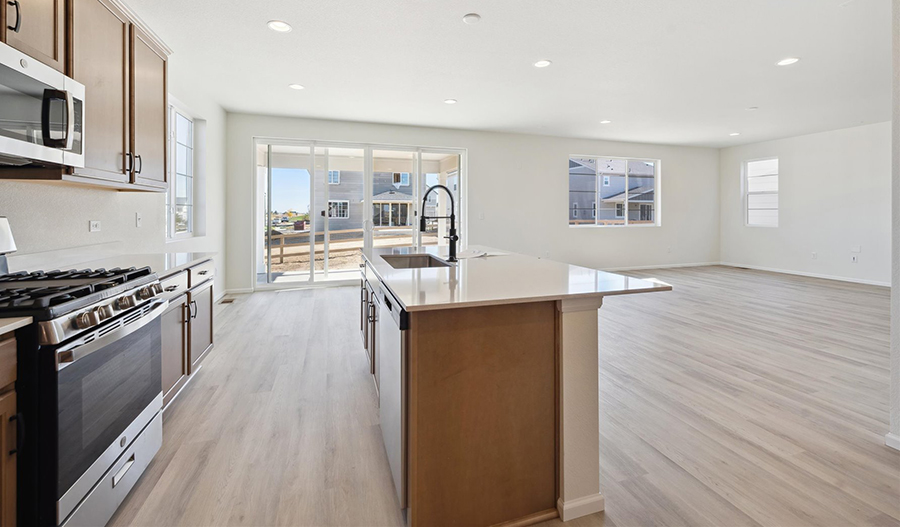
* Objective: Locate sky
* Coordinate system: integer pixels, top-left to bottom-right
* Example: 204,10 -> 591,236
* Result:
271,168 -> 310,214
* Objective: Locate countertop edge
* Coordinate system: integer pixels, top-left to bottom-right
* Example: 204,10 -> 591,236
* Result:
0,317 -> 33,335
362,250 -> 673,313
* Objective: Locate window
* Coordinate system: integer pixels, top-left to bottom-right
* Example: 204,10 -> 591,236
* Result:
393,172 -> 410,186
328,200 -> 349,219
167,108 -> 193,238
328,170 -> 340,184
745,158 -> 779,227
372,202 -> 411,226
569,156 -> 659,227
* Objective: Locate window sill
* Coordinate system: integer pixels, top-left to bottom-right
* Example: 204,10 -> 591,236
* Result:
568,223 -> 661,229
166,234 -> 195,243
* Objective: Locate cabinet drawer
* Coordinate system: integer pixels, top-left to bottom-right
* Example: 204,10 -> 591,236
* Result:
0,337 -> 15,390
188,260 -> 215,288
160,270 -> 189,297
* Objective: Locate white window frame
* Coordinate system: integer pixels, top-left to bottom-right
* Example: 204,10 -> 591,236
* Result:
743,157 -> 779,228
569,155 -> 660,228
328,199 -> 350,219
167,105 -> 194,240
328,170 -> 341,185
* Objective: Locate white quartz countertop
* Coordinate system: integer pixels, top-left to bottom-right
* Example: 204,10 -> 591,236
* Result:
10,252 -> 216,278
362,246 -> 672,312
0,317 -> 32,335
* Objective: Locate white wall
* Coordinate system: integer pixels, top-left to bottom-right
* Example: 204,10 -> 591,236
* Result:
0,53 -> 228,295
719,122 -> 892,286
225,113 -> 721,292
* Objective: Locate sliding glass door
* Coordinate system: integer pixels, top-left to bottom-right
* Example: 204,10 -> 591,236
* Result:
255,140 -> 464,286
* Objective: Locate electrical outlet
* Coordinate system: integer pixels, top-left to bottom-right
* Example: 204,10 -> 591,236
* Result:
89,220 -> 101,233
135,212 -> 143,228
667,246 -> 672,254
811,252 -> 817,260
479,212 -> 485,220
851,255 -> 858,264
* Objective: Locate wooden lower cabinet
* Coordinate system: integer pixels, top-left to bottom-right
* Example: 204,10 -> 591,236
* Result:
161,293 -> 189,405
0,389 -> 15,527
188,281 -> 213,372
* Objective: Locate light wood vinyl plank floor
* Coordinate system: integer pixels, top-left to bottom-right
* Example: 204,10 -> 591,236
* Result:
110,265 -> 899,527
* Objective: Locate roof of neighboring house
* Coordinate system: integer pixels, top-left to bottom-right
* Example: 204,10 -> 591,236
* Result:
569,158 -> 596,175
371,190 -> 414,202
601,187 -> 655,203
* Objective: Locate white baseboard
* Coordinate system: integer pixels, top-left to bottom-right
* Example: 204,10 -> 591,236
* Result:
719,262 -> 890,287
223,288 -> 254,295
603,261 -> 720,272
886,433 -> 900,451
557,494 -> 605,522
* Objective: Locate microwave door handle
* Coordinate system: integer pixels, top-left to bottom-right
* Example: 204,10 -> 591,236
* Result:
41,89 -> 72,149
64,90 -> 74,150
56,299 -> 169,371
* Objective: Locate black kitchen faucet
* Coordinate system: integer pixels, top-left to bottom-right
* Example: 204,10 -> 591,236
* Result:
419,185 -> 459,262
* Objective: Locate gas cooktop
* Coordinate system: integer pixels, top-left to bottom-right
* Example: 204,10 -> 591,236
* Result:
0,267 -> 159,321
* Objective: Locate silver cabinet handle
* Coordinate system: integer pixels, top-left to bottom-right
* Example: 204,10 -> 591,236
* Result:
112,454 -> 136,488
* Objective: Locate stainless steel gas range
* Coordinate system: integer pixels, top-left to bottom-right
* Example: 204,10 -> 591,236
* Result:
0,267 -> 167,526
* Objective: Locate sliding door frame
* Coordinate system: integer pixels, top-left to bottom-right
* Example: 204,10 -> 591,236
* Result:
251,136 -> 467,291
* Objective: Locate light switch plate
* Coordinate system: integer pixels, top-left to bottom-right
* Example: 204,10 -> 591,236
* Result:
135,212 -> 143,228
89,220 -> 101,233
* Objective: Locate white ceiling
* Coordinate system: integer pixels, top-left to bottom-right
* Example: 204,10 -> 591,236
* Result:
125,0 -> 892,148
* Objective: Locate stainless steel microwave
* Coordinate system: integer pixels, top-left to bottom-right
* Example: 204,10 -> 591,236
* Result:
0,41 -> 85,168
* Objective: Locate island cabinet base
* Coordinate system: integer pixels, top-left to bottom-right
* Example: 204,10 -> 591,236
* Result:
407,301 -> 558,527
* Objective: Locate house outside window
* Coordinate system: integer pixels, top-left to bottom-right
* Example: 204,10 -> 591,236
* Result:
328,170 -> 340,185
167,107 -> 193,238
328,200 -> 349,219
744,158 -> 779,227
568,155 -> 660,227
392,172 -> 410,186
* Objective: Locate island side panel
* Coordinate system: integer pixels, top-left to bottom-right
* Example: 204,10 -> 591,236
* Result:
408,301 -> 558,527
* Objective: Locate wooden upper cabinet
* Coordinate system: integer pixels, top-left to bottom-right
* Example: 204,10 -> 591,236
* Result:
69,0 -> 130,183
130,25 -> 167,189
2,0 -> 65,71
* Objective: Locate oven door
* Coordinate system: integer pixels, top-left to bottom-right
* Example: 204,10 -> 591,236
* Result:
0,41 -> 85,168
54,299 -> 166,523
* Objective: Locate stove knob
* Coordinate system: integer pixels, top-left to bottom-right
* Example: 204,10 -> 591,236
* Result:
74,310 -> 100,329
151,283 -> 164,296
98,305 -> 114,319
116,295 -> 136,310
92,306 -> 112,323
138,287 -> 154,300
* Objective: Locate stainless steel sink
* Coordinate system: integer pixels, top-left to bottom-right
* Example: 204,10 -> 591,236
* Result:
381,254 -> 451,269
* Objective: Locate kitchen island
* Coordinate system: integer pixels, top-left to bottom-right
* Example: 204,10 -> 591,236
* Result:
361,246 -> 671,527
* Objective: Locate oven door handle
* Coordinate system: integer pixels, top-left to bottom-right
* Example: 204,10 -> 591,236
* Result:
56,299 -> 169,371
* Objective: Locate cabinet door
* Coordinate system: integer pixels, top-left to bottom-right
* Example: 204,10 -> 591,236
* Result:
188,282 -> 213,372
69,0 -> 131,183
130,25 -> 167,188
3,0 -> 65,71
0,391 -> 15,527
161,294 -> 188,406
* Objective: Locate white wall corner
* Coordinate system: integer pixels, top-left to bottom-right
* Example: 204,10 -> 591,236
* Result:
886,432 -> 900,451
890,0 -> 900,450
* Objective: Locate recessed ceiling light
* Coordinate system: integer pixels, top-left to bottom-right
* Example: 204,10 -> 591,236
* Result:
288,84 -> 304,90
729,132 -> 741,136
746,106 -> 759,111
600,120 -> 612,124
267,20 -> 292,33
444,99 -> 458,104
534,60 -> 552,68
462,13 -> 481,24
776,57 -> 800,66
